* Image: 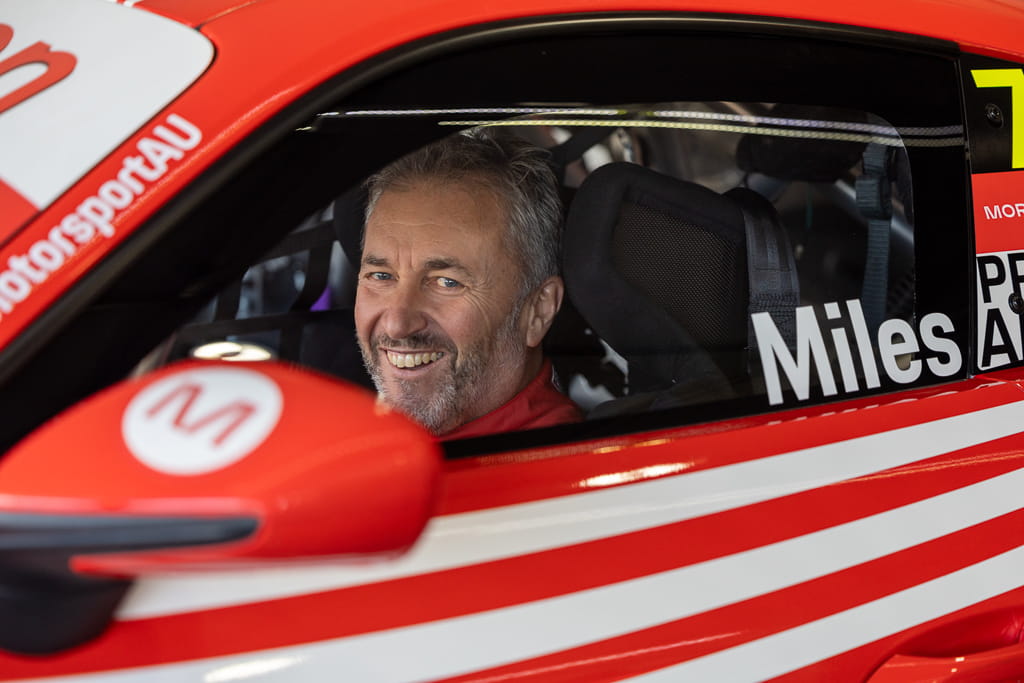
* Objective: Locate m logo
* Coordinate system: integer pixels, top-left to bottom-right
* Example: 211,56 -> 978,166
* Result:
0,24 -> 76,116
145,383 -> 257,448
123,367 -> 283,475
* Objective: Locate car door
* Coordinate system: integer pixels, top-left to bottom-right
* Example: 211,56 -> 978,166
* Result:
3,4 -> 1024,682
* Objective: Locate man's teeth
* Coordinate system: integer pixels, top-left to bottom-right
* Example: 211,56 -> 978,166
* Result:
387,351 -> 443,368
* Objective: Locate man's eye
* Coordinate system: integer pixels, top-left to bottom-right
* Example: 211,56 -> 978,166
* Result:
367,272 -> 392,281
437,276 -> 462,289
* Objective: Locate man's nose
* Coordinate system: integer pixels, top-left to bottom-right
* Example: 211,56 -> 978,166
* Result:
380,283 -> 429,339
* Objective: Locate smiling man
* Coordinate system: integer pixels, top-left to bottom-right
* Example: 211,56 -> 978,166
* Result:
354,129 -> 581,438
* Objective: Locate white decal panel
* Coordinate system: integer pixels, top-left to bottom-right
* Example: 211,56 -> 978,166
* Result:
0,0 -> 212,213
977,250 -> 1024,370
0,112 -> 201,324
752,299 -> 962,405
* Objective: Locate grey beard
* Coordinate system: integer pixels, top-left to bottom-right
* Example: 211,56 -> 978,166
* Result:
359,306 -> 523,435
381,340 -> 485,434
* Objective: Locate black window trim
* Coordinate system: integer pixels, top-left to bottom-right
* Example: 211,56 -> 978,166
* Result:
0,12 -> 964,454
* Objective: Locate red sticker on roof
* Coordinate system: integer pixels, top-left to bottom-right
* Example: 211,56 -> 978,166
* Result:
973,170 -> 1024,254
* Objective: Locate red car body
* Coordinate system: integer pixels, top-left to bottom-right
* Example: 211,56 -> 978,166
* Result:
3,0 -> 1024,680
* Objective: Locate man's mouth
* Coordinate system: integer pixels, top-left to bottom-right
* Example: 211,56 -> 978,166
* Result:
385,350 -> 445,369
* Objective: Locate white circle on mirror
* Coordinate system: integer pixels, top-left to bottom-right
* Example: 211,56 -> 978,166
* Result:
122,366 -> 283,475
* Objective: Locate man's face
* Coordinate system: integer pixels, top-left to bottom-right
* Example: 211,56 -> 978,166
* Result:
355,178 -> 532,434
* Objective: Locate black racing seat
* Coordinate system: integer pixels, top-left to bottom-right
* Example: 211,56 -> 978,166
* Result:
332,184 -> 369,273
562,162 -> 798,416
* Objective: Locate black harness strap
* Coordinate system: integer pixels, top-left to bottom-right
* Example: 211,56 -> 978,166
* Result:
728,187 -> 800,357
856,143 -> 895,333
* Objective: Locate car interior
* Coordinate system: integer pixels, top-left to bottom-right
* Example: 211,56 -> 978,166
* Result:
137,101 -> 924,438
0,27 -> 972,458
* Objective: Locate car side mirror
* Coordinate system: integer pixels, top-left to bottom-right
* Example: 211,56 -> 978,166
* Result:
0,360 -> 441,653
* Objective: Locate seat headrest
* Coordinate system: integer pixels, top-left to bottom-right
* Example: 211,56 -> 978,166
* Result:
563,162 -> 750,396
332,185 -> 368,270
736,104 -> 867,182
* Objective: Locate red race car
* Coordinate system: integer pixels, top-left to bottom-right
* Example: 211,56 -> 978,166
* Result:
2,0 -> 1024,680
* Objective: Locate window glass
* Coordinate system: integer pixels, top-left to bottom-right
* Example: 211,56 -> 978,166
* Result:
153,98 -> 965,435
4,24 -> 968,453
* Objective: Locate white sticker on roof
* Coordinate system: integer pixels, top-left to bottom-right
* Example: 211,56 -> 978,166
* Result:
0,0 -> 213,217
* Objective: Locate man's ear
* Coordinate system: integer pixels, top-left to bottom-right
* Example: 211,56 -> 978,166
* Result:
522,275 -> 564,348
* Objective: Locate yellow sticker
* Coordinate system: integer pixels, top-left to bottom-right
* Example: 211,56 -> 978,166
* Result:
972,68 -> 1024,169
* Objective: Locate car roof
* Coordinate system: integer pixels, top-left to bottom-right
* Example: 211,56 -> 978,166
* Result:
134,0 -> 1024,59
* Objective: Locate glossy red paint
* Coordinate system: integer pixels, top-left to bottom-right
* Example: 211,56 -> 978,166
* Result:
441,378 -> 1018,512
131,0 -> 258,26
436,515 -> 1024,682
3,373 -> 1024,679
0,180 -> 35,239
869,644 -> 1024,682
0,360 -> 441,568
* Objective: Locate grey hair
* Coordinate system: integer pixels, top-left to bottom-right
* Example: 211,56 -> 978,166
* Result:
364,128 -> 563,297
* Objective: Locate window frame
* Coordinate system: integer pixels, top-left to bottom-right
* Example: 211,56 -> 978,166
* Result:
0,14 -> 970,456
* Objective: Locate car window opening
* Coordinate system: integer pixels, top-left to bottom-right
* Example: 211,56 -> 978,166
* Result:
138,98 -> 968,443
